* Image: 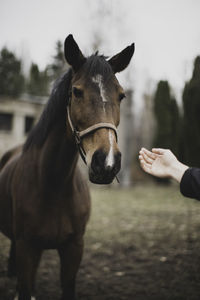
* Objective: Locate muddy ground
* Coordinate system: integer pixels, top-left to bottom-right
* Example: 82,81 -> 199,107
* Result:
1,185 -> 200,300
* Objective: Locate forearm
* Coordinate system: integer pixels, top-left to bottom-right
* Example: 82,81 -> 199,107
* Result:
168,161 -> 189,183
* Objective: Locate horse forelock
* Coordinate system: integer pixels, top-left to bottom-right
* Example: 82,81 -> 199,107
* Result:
80,54 -> 113,79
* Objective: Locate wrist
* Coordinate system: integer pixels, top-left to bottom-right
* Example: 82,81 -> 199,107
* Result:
168,160 -> 189,182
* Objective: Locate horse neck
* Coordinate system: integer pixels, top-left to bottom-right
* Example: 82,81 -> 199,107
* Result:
39,119 -> 78,185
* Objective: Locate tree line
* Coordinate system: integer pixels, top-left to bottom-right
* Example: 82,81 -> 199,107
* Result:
0,41 -> 68,98
153,56 -> 200,168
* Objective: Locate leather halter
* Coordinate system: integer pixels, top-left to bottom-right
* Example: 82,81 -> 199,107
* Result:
66,99 -> 118,165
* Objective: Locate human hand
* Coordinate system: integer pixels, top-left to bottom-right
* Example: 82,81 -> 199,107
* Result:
139,148 -> 188,182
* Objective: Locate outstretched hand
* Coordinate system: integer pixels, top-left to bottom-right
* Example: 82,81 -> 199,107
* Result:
139,148 -> 189,182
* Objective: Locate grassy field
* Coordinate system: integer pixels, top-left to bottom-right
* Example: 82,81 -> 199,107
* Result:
1,184 -> 200,299
81,184 -> 200,300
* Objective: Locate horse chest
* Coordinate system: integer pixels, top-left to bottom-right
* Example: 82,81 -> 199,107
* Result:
20,200 -> 88,248
40,211 -> 73,244
16,203 -> 72,246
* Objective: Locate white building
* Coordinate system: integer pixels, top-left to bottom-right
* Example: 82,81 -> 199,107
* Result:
0,96 -> 45,157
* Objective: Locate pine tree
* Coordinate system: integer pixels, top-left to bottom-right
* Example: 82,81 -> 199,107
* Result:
153,81 -> 180,183
182,56 -> 200,166
170,97 -> 180,156
27,63 -> 49,96
47,40 -> 68,81
153,81 -> 179,153
27,63 -> 40,95
0,47 -> 24,97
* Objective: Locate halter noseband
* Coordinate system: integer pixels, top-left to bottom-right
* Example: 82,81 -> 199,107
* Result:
66,99 -> 118,165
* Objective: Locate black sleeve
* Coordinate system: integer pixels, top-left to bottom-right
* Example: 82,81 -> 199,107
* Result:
180,167 -> 200,200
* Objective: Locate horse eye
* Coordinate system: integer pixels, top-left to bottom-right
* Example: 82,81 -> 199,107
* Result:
73,87 -> 83,98
119,93 -> 126,102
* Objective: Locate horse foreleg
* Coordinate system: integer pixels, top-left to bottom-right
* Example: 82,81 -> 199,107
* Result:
58,237 -> 84,300
8,240 -> 17,277
15,239 -> 42,300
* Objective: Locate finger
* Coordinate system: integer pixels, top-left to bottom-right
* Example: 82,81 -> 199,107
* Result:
139,154 -> 149,164
139,153 -> 147,162
142,152 -> 154,164
139,150 -> 154,164
139,157 -> 152,168
152,148 -> 166,155
140,159 -> 152,174
141,148 -> 156,159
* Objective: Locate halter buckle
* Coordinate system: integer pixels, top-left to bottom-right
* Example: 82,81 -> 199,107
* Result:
74,131 -> 81,144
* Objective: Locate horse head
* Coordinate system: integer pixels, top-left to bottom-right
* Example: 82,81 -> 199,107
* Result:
65,34 -> 134,184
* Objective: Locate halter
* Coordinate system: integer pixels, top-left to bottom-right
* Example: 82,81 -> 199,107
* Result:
66,98 -> 118,165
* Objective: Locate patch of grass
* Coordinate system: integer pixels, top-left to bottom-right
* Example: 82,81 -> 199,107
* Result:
80,184 -> 200,300
87,184 -> 200,247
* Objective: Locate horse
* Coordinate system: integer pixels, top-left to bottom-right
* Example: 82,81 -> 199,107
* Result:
0,34 -> 134,300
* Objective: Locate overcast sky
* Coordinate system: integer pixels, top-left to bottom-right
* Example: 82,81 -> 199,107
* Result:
1,0 -> 200,108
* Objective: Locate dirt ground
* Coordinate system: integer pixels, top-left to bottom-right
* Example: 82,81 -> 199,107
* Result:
1,185 -> 200,300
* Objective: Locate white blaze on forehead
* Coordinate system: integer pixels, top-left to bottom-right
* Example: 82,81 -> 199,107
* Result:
92,74 -> 108,112
105,130 -> 115,168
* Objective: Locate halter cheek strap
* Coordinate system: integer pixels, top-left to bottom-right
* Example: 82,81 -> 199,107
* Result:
66,104 -> 118,165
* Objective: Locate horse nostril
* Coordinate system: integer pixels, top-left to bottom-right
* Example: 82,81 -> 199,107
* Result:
115,151 -> 121,164
91,149 -> 106,173
114,151 -> 121,171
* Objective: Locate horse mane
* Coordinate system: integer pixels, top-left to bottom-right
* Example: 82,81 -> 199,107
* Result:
23,54 -> 113,152
23,68 -> 73,151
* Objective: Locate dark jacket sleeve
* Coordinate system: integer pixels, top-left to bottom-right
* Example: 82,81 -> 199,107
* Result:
180,167 -> 200,200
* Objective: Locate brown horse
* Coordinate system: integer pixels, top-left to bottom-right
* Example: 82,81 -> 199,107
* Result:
0,34 -> 134,300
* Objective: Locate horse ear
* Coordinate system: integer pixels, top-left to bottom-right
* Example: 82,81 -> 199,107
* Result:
64,34 -> 86,72
108,43 -> 135,73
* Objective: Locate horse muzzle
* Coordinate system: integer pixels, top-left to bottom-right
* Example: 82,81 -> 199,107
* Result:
89,149 -> 121,184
